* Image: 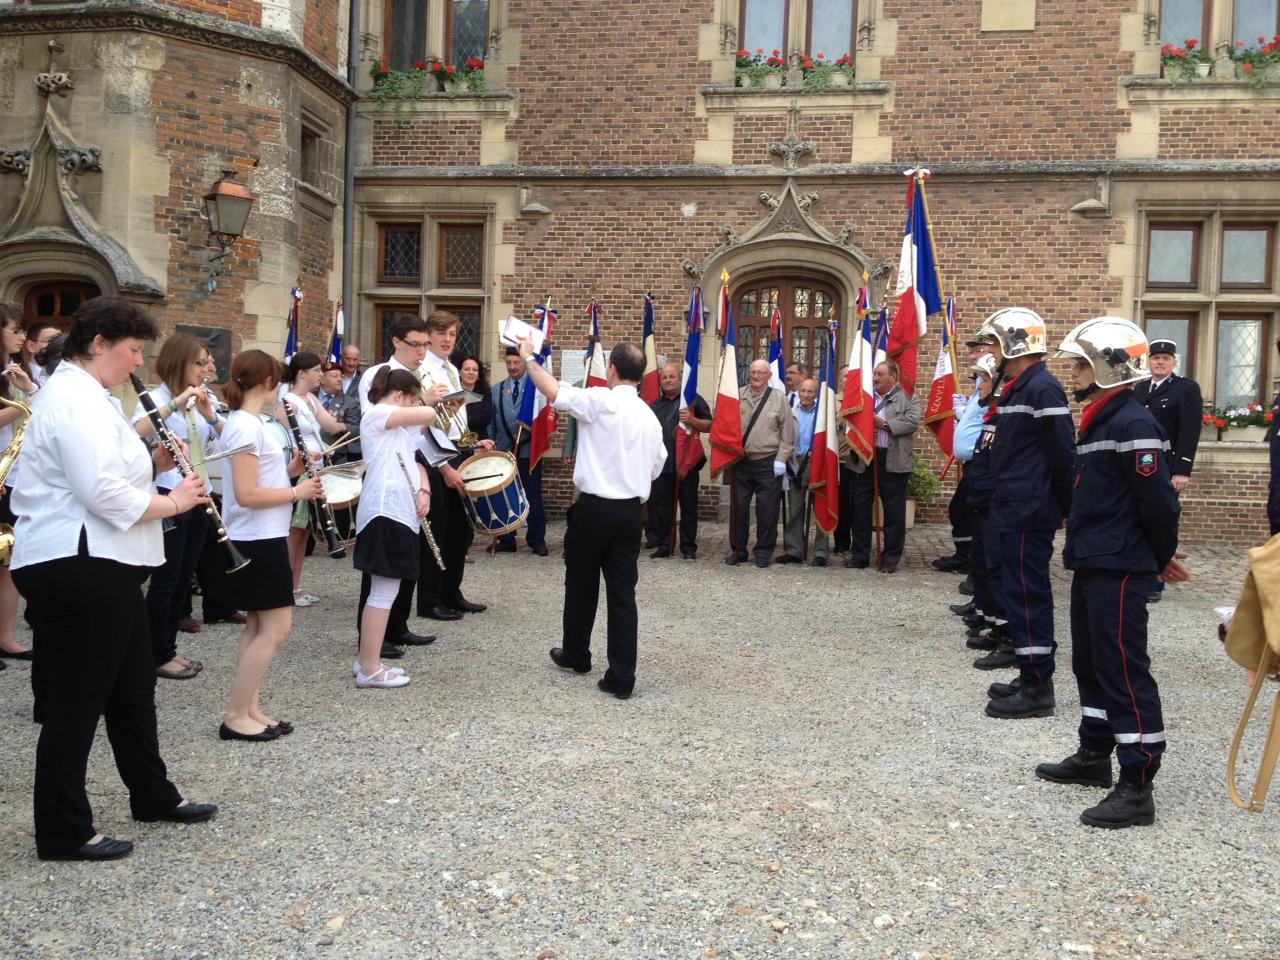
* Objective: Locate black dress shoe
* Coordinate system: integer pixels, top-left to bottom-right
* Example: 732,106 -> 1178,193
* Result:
40,836 -> 134,861
724,553 -> 743,566
1147,591 -> 1162,604
880,563 -> 898,573
973,643 -> 1017,670
530,544 -> 549,556
397,631 -> 437,646
218,722 -> 280,742
985,679 -> 1055,719
136,802 -> 219,824
966,632 -> 1000,651
932,554 -> 969,572
811,556 -> 827,567
598,675 -> 633,700
754,556 -> 770,568
269,720 -> 294,736
494,541 -> 517,553
549,647 -> 591,673
681,551 -> 697,560
448,598 -> 487,614
845,558 -> 870,569
950,601 -> 976,616
650,548 -> 670,559
958,577 -> 975,595
774,554 -> 801,564
380,642 -> 405,659
423,604 -> 464,621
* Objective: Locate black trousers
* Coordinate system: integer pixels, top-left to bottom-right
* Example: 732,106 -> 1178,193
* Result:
1071,570 -> 1165,784
417,467 -> 475,614
13,552 -> 182,857
947,469 -> 973,559
832,465 -> 856,554
730,457 -> 782,560
646,470 -> 700,556
970,508 -> 1005,624
146,501 -> 209,665
356,573 -> 414,646
562,493 -> 642,693
849,449 -> 909,566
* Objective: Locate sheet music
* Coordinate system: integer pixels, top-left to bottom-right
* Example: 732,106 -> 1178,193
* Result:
500,315 -> 545,354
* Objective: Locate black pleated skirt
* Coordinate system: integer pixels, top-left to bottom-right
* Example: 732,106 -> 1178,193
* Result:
353,515 -> 421,581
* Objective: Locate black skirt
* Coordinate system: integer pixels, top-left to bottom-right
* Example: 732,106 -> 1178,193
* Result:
226,537 -> 294,611
353,515 -> 421,581
0,488 -> 15,526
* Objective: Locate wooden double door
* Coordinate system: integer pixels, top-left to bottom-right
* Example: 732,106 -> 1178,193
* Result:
732,277 -> 840,385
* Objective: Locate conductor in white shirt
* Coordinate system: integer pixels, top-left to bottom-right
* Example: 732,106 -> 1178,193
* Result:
517,337 -> 665,699
11,296 -> 217,861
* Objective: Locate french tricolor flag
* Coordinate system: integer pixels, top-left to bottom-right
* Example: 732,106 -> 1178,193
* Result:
841,290 -> 876,465
708,278 -> 743,479
518,303 -> 558,469
584,300 -> 608,388
810,323 -> 841,534
640,293 -> 659,403
766,305 -> 785,392
923,297 -> 957,458
675,287 -> 706,478
887,172 -> 942,396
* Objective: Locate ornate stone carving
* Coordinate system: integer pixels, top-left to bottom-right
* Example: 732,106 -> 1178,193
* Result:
773,215 -> 799,233
758,191 -> 781,210
35,72 -> 75,97
767,101 -> 814,169
681,258 -> 704,280
58,146 -> 101,178
487,29 -> 503,58
719,24 -> 737,54
795,192 -> 820,211
720,225 -> 740,247
0,150 -> 31,177
834,224 -> 854,247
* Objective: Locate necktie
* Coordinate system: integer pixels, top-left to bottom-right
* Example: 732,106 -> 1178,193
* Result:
511,381 -> 519,405
183,407 -> 208,485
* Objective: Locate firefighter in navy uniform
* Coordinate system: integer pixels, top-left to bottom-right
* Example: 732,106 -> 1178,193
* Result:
1130,337 -> 1201,602
1027,317 -> 1189,829
977,308 -> 1077,720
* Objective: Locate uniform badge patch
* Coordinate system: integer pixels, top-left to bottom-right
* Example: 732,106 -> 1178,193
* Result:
1136,451 -> 1157,477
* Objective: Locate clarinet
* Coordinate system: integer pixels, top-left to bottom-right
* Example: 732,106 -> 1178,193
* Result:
396,451 -> 445,570
281,396 -> 347,559
129,374 -> 249,573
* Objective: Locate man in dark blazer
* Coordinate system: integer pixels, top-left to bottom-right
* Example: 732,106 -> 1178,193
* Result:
1131,338 -> 1201,601
339,345 -> 364,460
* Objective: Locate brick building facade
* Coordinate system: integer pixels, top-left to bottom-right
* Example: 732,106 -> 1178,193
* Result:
349,0 -> 1280,545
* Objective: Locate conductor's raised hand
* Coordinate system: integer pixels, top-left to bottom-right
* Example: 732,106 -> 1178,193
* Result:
293,476 -> 324,501
169,471 -> 211,513
515,337 -> 535,361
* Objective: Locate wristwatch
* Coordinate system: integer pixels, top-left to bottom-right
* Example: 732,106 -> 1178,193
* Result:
523,355 -> 536,366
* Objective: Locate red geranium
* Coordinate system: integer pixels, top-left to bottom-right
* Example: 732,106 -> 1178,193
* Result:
1266,412 -> 1275,423
414,59 -> 426,70
1243,63 -> 1255,72
1185,38 -> 1198,49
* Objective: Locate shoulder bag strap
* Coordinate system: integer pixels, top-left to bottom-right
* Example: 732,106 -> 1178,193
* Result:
1227,643 -> 1280,812
740,390 -> 772,448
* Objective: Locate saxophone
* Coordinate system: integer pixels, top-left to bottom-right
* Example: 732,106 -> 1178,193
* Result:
0,392 -> 33,567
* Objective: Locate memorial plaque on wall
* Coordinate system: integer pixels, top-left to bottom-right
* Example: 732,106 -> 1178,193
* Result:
175,325 -> 232,383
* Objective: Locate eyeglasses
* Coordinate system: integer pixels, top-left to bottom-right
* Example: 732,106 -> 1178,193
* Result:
398,338 -> 431,350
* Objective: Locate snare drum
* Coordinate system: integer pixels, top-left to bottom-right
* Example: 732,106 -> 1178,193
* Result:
320,462 -> 364,546
457,450 -> 529,537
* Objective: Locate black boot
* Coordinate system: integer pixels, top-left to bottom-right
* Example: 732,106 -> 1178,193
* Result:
958,577 -> 974,595
1035,747 -> 1113,788
962,612 -> 993,630
933,554 -> 968,572
1080,780 -> 1155,829
949,600 -> 976,617
966,630 -> 1000,651
986,675 -> 1022,699
985,679 -> 1054,718
987,623 -> 1010,643
973,642 -> 1017,670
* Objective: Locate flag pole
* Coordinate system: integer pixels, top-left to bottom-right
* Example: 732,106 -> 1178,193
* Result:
872,450 -> 883,569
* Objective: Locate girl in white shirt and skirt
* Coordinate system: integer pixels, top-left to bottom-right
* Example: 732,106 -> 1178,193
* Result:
219,350 -> 322,741
353,367 -> 436,688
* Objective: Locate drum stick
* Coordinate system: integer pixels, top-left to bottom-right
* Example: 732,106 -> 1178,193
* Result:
460,472 -> 505,483
321,433 -> 357,456
188,443 -> 254,468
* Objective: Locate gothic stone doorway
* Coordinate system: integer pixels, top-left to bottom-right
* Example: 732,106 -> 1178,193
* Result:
732,277 -> 840,385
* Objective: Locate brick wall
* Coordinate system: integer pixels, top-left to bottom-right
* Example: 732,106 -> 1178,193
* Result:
303,0 -> 340,70
1159,105 -> 1280,159
157,0 -> 261,27
371,118 -> 482,166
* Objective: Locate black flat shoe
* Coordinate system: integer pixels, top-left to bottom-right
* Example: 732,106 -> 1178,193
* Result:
597,676 -> 633,700
40,836 -> 134,862
550,647 -> 591,673
0,648 -> 33,660
218,722 -> 280,742
397,631 -> 437,646
422,604 -> 464,621
449,598 -> 487,614
269,720 -> 294,735
136,802 -> 219,824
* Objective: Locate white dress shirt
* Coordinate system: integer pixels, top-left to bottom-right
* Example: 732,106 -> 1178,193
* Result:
12,362 -> 161,570
131,382 -> 219,491
552,382 -> 666,501
358,357 -> 415,412
359,357 -> 443,465
356,404 -> 423,534
220,410 -> 292,541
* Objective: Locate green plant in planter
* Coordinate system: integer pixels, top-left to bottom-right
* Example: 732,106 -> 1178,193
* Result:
907,451 -> 942,504
800,54 -> 836,89
1160,38 -> 1213,80
368,57 -> 430,106
1232,35 -> 1280,89
461,56 -> 486,93
734,47 -> 786,86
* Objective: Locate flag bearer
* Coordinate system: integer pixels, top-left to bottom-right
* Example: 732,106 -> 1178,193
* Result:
1028,316 -> 1187,828
977,308 -> 1076,720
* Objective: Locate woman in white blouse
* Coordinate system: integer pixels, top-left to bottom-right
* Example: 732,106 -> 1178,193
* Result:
10,296 -> 215,862
0,302 -> 38,662
274,352 -> 344,608
352,367 -> 436,688
132,333 -> 222,680
220,350 -> 322,741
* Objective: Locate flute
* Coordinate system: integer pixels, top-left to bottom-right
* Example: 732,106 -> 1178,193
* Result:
396,451 -> 444,570
128,373 -> 249,573
281,397 -> 346,559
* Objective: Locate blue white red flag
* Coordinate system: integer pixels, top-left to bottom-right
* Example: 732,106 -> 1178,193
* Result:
887,172 -> 942,395
766,305 -> 785,392
674,287 -> 706,478
640,293 -> 659,403
924,296 -> 957,457
518,302 -> 558,469
842,298 -> 876,465
326,302 -> 344,365
708,276 -> 743,478
284,287 -> 302,362
810,322 -> 841,534
584,300 -> 608,388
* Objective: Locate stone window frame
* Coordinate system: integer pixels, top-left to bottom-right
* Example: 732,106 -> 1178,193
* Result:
373,0 -> 507,82
1159,0 -> 1280,48
737,0 -> 860,61
1138,207 -> 1280,406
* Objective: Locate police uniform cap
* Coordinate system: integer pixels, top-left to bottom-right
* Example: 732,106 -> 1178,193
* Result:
1148,338 -> 1177,357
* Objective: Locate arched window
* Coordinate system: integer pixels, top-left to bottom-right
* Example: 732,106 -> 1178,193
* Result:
738,0 -> 857,60
733,277 -> 840,384
23,281 -> 101,332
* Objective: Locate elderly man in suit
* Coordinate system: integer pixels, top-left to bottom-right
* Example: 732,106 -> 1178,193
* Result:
845,359 -> 922,573
489,346 -> 548,555
338,345 -> 364,460
1130,337 -> 1201,602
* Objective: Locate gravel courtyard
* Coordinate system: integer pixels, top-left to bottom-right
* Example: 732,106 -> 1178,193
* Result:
1,522 -> 1276,960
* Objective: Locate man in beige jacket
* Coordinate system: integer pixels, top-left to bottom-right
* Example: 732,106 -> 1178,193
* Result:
727,359 -> 796,568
